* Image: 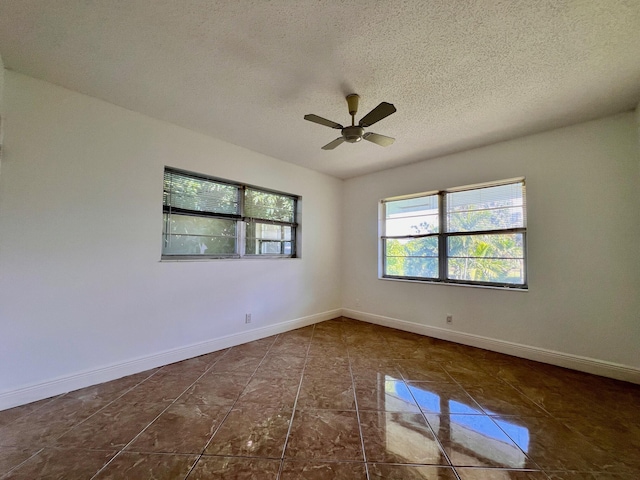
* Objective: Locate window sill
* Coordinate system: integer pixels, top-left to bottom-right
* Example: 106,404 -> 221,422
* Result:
379,276 -> 528,291
160,255 -> 298,262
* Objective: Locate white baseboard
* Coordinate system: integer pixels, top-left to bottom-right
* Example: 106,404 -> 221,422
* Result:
342,309 -> 640,385
4,307 -> 637,411
0,309 -> 340,411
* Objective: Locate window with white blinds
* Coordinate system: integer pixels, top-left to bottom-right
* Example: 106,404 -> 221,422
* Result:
163,168 -> 299,258
381,179 -> 526,288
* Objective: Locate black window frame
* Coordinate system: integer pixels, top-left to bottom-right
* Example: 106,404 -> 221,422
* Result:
162,167 -> 299,260
380,178 -> 527,289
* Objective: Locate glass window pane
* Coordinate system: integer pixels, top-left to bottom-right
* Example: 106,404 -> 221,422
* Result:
164,214 -> 236,237
163,214 -> 237,255
384,237 -> 439,278
164,171 -> 239,215
162,169 -> 299,259
406,257 -> 438,278
447,182 -> 525,233
385,195 -> 439,236
244,188 -> 295,223
447,234 -> 525,284
260,241 -> 282,254
245,221 -> 293,255
381,180 -> 526,286
163,234 -> 236,256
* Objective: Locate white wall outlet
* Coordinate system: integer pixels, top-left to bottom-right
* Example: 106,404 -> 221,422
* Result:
245,313 -> 251,324
446,314 -> 453,324
355,298 -> 361,308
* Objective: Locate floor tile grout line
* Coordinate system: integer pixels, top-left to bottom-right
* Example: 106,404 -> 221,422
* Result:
514,388 -> 556,418
389,354 -> 462,476
0,447 -> 44,479
0,394 -> 64,429
504,380 -> 572,423
1,386 -> 146,476
276,322 -> 316,480
7,319 -> 637,478
40,366 -> 163,448
88,349 -> 242,480
401,364 -> 547,476
490,376 -> 630,454
433,371 -> 545,472
400,366 -> 462,479
421,356 -> 552,474
185,333 -> 282,479
345,328 -> 371,480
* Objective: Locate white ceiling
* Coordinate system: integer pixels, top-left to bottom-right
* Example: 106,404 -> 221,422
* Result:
1,1 -> 639,179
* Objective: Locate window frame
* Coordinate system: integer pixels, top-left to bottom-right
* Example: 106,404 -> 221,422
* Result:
162,167 -> 299,260
380,178 -> 527,289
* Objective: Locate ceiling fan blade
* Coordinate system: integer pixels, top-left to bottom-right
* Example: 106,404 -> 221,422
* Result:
363,132 -> 395,147
321,137 -> 346,150
358,102 -> 396,127
304,114 -> 343,129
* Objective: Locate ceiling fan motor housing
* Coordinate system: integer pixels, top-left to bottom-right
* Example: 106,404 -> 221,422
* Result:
342,126 -> 364,143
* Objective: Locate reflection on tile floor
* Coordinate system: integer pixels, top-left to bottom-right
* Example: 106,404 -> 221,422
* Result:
1,317 -> 639,479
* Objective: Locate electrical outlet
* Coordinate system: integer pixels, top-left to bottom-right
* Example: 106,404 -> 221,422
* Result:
245,313 -> 251,324
355,298 -> 361,308
446,314 -> 453,324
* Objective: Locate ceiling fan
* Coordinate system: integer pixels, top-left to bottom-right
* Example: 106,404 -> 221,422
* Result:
304,94 -> 396,150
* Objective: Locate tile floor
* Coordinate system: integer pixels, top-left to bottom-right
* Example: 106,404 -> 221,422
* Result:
1,317 -> 638,479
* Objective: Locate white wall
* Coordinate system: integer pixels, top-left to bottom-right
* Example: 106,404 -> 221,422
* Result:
0,72 -> 343,407
342,113 -> 640,372
636,101 -> 640,162
1,70 -> 639,409
0,53 -> 4,110
0,53 -> 4,169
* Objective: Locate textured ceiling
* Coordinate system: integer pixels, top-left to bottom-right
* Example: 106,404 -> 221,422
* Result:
1,1 -> 639,179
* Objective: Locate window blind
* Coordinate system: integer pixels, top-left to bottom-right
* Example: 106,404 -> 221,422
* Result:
163,170 -> 240,217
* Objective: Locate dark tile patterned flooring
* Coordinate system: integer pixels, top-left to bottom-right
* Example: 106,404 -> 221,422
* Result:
0,317 -> 638,479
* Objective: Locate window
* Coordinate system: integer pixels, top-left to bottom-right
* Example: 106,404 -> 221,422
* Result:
163,168 -> 298,259
381,179 -> 526,288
